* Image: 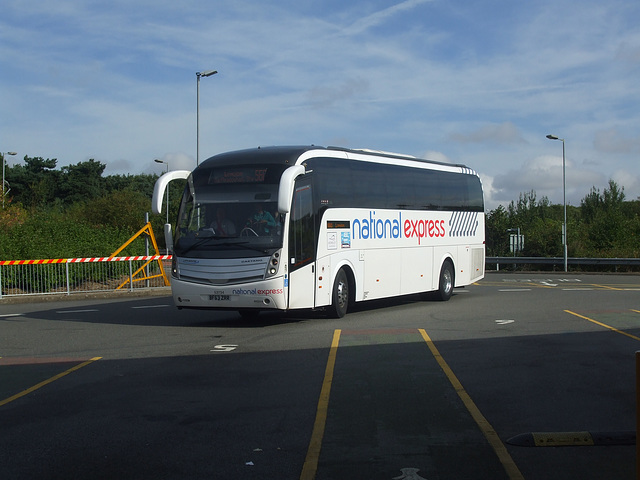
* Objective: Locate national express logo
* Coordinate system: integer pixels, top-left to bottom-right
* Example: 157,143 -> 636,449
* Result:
352,211 -> 479,245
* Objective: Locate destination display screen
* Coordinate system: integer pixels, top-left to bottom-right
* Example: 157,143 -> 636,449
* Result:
209,167 -> 268,184
327,221 -> 350,229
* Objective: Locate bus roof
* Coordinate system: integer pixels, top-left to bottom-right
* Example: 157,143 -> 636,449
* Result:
199,145 -> 472,172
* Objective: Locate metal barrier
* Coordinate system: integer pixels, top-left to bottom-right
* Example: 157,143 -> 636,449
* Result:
3,255 -> 638,299
487,256 -> 640,271
0,255 -> 171,299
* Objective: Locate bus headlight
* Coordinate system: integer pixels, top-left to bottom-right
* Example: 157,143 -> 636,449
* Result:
266,250 -> 281,278
172,256 -> 179,278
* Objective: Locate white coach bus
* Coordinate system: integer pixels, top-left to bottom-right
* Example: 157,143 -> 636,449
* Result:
152,146 -> 484,318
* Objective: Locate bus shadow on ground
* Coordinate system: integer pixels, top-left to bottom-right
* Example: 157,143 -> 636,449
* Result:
13,288 -> 468,329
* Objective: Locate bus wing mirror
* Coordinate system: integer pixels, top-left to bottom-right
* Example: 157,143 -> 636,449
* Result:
278,165 -> 306,214
164,223 -> 174,253
152,170 -> 191,214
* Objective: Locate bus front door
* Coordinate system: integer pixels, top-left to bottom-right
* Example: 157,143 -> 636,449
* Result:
287,180 -> 316,310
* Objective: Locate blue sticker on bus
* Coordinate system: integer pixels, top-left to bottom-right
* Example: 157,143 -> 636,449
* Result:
341,232 -> 351,248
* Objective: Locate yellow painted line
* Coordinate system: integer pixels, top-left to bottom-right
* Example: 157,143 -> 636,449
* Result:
419,329 -> 524,480
565,310 -> 640,342
508,430 -> 634,447
300,330 -> 341,480
632,310 -> 640,314
591,284 -> 623,291
0,357 -> 102,408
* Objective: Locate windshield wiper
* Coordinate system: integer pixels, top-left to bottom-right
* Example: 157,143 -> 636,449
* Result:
215,241 -> 269,254
177,235 -> 223,255
177,236 -> 270,256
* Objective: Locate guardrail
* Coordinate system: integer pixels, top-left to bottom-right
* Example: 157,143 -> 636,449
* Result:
0,255 -> 171,299
2,255 -> 638,300
487,257 -> 640,271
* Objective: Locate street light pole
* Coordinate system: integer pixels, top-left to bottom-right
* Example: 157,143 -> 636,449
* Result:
154,159 -> 170,224
196,70 -> 217,167
546,134 -> 567,272
2,151 -> 17,209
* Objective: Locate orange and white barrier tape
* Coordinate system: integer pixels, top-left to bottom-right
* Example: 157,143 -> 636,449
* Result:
0,255 -> 172,266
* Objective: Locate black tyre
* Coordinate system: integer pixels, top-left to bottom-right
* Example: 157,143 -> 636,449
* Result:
330,268 -> 350,318
437,261 -> 454,301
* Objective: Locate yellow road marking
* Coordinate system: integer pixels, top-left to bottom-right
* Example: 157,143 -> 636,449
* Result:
591,284 -> 623,291
632,309 -> 640,314
0,357 -> 102,408
300,330 -> 341,480
419,329 -> 524,480
565,310 -> 640,342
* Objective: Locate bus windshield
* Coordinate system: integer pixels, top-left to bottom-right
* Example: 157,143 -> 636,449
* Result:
173,164 -> 287,257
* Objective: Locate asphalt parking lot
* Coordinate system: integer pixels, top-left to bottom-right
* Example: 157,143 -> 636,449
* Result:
1,272 -> 639,479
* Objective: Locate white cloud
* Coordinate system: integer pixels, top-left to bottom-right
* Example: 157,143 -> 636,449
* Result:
348,0 -> 436,35
491,155 -> 606,208
611,170 -> 640,200
420,150 -> 451,164
594,128 -> 640,154
449,122 -> 527,145
1,0 -> 639,212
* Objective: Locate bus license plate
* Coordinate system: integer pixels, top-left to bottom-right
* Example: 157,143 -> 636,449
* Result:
210,295 -> 230,301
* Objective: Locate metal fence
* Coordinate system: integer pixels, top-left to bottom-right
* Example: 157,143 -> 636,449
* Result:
2,255 -> 638,300
0,256 -> 171,299
487,256 -> 640,271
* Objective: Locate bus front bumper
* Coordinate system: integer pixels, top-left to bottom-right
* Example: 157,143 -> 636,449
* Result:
170,277 -> 287,310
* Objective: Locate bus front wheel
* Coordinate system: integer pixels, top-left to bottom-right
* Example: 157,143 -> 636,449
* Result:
330,268 -> 350,318
437,261 -> 454,301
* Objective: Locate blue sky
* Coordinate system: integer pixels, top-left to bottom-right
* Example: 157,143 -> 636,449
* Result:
2,0 -> 640,210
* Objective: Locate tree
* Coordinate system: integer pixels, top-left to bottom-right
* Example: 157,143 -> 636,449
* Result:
502,190 -> 559,256
76,189 -> 153,232
579,180 -> 627,253
6,156 -> 59,207
58,159 -> 107,204
485,205 -> 510,256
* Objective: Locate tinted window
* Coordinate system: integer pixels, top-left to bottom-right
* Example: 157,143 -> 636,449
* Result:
307,158 -> 484,212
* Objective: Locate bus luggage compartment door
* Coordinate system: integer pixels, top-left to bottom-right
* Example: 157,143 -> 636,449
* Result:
288,262 -> 316,309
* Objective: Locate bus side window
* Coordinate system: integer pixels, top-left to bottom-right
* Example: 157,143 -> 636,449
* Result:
289,182 -> 315,268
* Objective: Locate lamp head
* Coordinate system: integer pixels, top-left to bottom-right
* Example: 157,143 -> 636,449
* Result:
546,134 -> 563,141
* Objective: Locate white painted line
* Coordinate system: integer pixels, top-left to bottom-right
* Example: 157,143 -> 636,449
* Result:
393,468 -> 427,480
0,313 -> 23,318
624,288 -> 640,291
131,304 -> 171,309
56,309 -> 99,314
211,345 -> 238,352
562,288 -> 594,291
496,320 -> 515,325
499,289 -> 532,292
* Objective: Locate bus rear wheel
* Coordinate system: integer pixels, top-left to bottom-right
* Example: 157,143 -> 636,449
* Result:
437,261 -> 454,301
330,268 -> 350,318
